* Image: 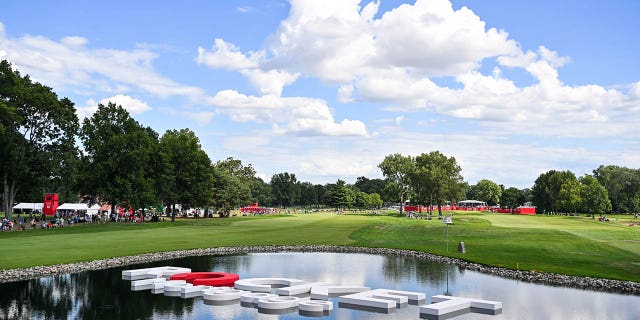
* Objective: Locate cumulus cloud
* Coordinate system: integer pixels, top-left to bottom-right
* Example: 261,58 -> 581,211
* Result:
197,38 -> 261,70
240,69 -> 299,96
209,90 -> 367,136
197,0 -> 640,139
0,22 -> 204,99
75,95 -> 152,119
100,94 -> 152,114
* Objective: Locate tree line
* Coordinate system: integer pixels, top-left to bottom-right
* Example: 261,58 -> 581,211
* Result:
2,60 -> 638,219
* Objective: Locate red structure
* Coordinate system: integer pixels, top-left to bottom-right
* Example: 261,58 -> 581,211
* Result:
240,202 -> 274,214
170,272 -> 240,287
490,206 -> 536,215
43,193 -> 59,216
514,207 -> 536,214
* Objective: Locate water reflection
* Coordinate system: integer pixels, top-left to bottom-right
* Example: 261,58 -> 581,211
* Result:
0,252 -> 639,320
382,255 -> 457,288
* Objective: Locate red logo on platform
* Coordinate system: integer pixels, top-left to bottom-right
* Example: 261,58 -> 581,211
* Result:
169,272 -> 240,287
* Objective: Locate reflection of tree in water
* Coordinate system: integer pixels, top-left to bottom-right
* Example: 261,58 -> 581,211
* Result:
209,254 -> 250,272
0,255 -> 224,320
382,255 -> 457,287
0,276 -> 75,319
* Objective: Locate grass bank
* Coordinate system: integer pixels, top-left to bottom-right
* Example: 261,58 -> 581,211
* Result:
1,212 -> 639,282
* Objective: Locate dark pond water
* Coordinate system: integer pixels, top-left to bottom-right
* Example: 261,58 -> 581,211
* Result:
1,252 -> 639,319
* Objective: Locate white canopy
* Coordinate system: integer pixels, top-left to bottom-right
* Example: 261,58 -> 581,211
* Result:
12,203 -> 44,211
56,203 -> 101,215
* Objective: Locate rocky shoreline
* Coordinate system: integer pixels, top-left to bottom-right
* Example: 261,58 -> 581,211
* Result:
1,245 -> 639,295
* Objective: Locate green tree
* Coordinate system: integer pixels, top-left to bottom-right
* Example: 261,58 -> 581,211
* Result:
299,182 -> 321,207
412,151 -> 465,216
78,103 -> 156,216
160,129 -> 213,220
353,190 -> 369,208
325,179 -> 353,209
580,175 -> 612,218
471,179 -> 502,206
1,60 -> 79,218
210,169 -> 244,217
211,158 -> 254,216
593,165 -> 640,213
270,172 -> 299,207
354,177 -> 386,197
501,187 -> 524,210
249,177 -> 273,206
557,178 -> 581,214
379,154 -> 415,215
368,193 -> 383,209
532,170 -> 577,213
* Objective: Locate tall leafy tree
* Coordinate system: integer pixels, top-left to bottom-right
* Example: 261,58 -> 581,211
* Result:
211,167 -> 249,217
78,103 -> 156,215
270,172 -> 299,207
471,179 -> 502,205
354,176 -> 386,197
579,175 -> 612,218
501,187 -> 525,209
593,165 -> 640,213
211,158 -> 253,215
412,151 -> 465,216
299,182 -> 320,207
1,60 -> 79,218
249,177 -> 273,206
325,179 -> 353,209
353,190 -> 369,208
368,193 -> 383,209
379,154 -> 415,215
160,129 -> 213,220
557,178 -> 581,214
532,170 -> 577,213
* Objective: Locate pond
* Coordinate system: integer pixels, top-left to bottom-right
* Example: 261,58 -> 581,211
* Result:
1,252 -> 639,319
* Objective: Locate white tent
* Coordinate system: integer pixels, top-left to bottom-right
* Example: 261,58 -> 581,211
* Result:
56,203 -> 101,216
12,203 -> 44,212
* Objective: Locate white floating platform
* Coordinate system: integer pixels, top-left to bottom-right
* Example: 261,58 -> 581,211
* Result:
339,289 -> 423,312
240,292 -> 275,304
203,287 -> 248,302
122,266 -> 191,280
163,281 -> 192,297
257,295 -> 306,310
420,295 -> 502,319
234,278 -> 306,293
180,285 -> 212,298
131,278 -> 165,291
299,300 -> 333,312
310,285 -> 370,300
275,282 -> 327,296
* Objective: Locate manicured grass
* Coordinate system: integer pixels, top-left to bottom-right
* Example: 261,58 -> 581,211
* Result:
1,212 -> 639,282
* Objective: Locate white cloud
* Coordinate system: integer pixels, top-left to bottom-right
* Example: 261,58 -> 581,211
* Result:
0,23 -> 204,99
240,69 -> 299,96
372,0 -> 519,76
100,94 -> 151,115
197,38 -> 261,70
76,95 -> 152,119
209,90 -> 367,137
198,0 -> 640,140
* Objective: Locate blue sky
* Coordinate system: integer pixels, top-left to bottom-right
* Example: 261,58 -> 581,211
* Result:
1,0 -> 639,188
